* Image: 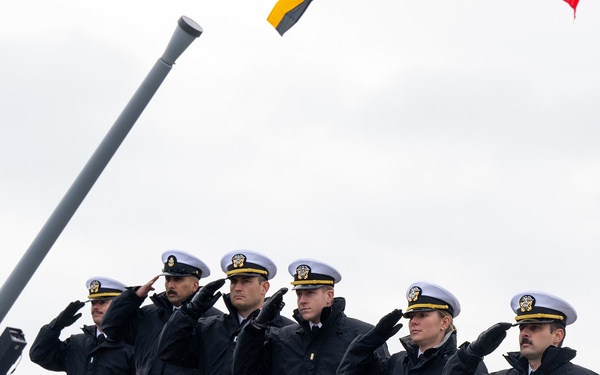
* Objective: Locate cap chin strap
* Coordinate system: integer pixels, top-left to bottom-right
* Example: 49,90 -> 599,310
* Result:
291,280 -> 334,286
408,303 -> 449,311
515,313 -> 564,322
226,268 -> 268,276
88,292 -> 121,299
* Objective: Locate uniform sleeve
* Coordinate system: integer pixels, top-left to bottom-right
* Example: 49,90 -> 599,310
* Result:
232,322 -> 271,375
337,330 -> 387,375
157,309 -> 201,368
474,360 -> 489,375
28,322 -> 69,371
442,344 -> 488,375
101,288 -> 144,343
204,305 -> 225,317
128,344 -> 137,375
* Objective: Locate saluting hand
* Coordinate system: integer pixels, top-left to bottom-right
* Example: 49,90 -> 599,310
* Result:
53,300 -> 85,329
254,287 -> 288,329
136,275 -> 160,298
184,278 -> 226,319
466,322 -> 512,359
373,309 -> 404,340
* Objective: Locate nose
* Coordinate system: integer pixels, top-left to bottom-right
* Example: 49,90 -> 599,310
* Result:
519,327 -> 530,338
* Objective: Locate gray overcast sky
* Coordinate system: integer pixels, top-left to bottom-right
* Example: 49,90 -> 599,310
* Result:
1,0 -> 599,373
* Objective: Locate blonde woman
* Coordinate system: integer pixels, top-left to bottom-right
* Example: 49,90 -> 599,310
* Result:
338,282 -> 487,375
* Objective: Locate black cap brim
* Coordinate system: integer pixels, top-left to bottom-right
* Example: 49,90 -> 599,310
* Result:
85,296 -> 118,303
403,308 -> 437,318
160,272 -> 199,278
292,284 -> 328,291
514,319 -> 564,325
227,273 -> 265,279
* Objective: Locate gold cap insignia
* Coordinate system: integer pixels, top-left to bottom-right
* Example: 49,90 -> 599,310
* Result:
408,286 -> 422,303
519,295 -> 535,312
232,254 -> 246,268
296,265 -> 311,280
167,256 -> 176,267
89,280 -> 101,294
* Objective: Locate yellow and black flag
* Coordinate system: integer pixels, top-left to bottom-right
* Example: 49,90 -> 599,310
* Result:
267,0 -> 313,36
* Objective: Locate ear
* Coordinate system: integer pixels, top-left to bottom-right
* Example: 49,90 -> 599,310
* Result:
192,277 -> 199,291
262,280 -> 270,295
440,315 -> 451,330
553,327 -> 565,346
325,288 -> 335,304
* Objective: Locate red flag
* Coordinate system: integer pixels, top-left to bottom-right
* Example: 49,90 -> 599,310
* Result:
564,0 -> 579,18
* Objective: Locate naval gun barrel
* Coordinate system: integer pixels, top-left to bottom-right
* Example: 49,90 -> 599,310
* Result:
0,16 -> 203,324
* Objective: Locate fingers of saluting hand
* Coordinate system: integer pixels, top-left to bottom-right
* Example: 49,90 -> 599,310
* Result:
136,275 -> 160,298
